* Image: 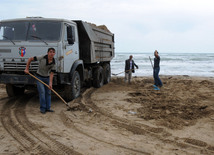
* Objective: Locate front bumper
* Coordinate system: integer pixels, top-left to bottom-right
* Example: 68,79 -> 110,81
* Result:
0,74 -> 36,85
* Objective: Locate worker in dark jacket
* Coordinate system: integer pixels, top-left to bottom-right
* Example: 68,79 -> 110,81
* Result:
125,55 -> 138,84
153,50 -> 163,90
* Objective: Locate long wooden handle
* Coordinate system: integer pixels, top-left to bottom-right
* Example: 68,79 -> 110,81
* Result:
149,56 -> 154,69
28,72 -> 69,107
112,68 -> 138,76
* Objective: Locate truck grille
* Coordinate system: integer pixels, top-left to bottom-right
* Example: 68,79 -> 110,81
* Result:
4,62 -> 38,71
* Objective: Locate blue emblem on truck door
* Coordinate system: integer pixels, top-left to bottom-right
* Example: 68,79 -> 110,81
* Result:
19,47 -> 26,57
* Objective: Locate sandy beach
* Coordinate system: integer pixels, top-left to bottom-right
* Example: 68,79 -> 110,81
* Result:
0,75 -> 214,155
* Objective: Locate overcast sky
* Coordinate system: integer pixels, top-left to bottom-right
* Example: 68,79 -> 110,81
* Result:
1,0 -> 214,53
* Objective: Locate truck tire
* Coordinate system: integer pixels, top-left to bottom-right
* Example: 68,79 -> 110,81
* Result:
93,66 -> 104,88
64,71 -> 81,101
6,84 -> 25,97
103,63 -> 111,84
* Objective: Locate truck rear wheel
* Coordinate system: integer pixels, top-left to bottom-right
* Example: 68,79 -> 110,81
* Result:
103,63 -> 111,84
64,71 -> 81,101
93,66 -> 104,88
6,84 -> 25,97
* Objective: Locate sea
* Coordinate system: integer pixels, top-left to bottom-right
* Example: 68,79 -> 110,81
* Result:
111,53 -> 214,77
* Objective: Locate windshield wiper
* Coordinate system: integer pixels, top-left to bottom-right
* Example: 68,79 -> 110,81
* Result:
2,35 -> 15,45
31,35 -> 48,45
25,23 -> 30,41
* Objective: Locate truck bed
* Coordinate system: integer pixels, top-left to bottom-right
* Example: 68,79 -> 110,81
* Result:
74,21 -> 114,64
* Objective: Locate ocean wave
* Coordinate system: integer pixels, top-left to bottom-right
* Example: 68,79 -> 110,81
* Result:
111,53 -> 214,77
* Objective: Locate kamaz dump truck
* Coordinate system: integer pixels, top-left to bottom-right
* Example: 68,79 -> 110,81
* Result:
0,17 -> 114,101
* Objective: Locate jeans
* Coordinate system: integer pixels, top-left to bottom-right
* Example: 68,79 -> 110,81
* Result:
36,76 -> 51,112
125,71 -> 132,83
153,67 -> 163,87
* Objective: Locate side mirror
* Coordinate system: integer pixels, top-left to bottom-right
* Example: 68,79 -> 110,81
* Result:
68,38 -> 74,45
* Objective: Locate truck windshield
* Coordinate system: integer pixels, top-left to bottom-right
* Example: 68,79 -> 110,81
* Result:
0,21 -> 61,41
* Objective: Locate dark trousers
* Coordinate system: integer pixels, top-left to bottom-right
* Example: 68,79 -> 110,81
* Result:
153,67 -> 163,87
36,76 -> 51,112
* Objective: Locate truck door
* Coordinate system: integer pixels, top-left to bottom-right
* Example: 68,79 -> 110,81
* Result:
63,24 -> 79,73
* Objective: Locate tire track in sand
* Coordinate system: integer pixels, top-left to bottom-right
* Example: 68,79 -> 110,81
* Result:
1,94 -> 81,155
79,88 -> 214,154
60,110 -> 150,155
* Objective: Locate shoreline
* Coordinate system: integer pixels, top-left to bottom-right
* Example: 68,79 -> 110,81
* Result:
111,74 -> 214,80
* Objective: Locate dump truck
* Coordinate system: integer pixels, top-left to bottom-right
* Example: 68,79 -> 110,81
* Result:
0,17 -> 115,101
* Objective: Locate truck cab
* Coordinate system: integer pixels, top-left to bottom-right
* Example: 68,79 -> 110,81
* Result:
0,17 -> 79,75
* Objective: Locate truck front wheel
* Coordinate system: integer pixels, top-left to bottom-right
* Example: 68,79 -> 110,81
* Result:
6,84 -> 25,97
93,66 -> 104,88
64,71 -> 81,101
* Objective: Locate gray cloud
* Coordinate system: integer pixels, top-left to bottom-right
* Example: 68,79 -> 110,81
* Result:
0,0 -> 214,53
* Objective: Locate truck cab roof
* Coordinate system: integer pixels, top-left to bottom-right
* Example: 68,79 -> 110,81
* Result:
0,17 -> 76,25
